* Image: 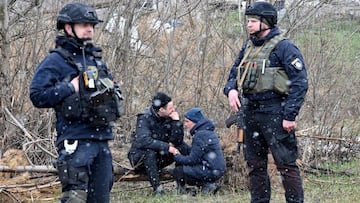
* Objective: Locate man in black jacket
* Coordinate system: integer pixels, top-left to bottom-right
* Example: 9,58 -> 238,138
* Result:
128,92 -> 189,196
224,2 -> 307,203
29,2 -> 121,203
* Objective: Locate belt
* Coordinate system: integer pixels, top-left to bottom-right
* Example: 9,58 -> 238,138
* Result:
247,98 -> 283,106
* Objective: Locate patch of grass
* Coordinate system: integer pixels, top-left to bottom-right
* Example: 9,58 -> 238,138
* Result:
110,165 -> 360,202
111,155 -> 360,202
304,174 -> 359,203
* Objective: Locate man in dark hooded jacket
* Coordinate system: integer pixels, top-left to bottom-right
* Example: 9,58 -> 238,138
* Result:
128,92 -> 189,196
169,108 -> 226,195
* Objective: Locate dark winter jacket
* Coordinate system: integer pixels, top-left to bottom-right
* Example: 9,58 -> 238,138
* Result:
29,36 -> 114,146
128,107 -> 186,154
223,27 -> 308,121
174,118 -> 226,181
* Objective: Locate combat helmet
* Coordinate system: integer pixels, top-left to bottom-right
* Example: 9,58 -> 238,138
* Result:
245,1 -> 277,28
57,2 -> 102,30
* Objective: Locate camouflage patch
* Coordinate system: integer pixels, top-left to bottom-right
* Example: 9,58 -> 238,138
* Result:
291,58 -> 303,71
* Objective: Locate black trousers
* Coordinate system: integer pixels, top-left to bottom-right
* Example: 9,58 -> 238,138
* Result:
128,143 -> 189,190
244,108 -> 304,203
173,166 -> 209,187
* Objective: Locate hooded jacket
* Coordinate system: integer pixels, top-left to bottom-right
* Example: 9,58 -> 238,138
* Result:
174,118 -> 226,181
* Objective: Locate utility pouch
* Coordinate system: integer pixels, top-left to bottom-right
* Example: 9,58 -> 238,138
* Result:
60,92 -> 82,119
243,63 -> 258,90
273,69 -> 289,95
271,132 -> 297,165
86,89 -> 118,128
54,159 -> 70,186
54,158 -> 89,187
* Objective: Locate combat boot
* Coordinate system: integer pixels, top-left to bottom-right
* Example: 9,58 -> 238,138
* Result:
153,185 -> 165,196
201,182 -> 220,195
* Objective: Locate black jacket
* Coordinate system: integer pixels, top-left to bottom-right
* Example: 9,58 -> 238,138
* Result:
29,36 -> 114,146
129,107 -> 185,154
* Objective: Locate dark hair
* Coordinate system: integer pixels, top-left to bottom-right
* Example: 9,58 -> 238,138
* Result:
152,92 -> 172,111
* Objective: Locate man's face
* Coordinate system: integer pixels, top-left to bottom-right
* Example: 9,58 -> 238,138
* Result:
158,101 -> 175,117
246,17 -> 269,35
64,23 -> 94,40
184,118 -> 195,131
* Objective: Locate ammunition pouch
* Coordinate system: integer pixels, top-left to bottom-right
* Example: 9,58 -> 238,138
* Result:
242,66 -> 289,95
83,89 -> 118,128
239,35 -> 289,95
80,77 -> 124,128
273,69 -> 289,94
242,63 -> 258,90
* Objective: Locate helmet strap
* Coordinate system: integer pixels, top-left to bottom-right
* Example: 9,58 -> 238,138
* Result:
70,24 -> 80,41
250,17 -> 271,37
69,24 -> 91,44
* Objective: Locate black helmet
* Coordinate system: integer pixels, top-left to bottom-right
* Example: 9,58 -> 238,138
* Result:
56,2 -> 102,30
245,1 -> 277,28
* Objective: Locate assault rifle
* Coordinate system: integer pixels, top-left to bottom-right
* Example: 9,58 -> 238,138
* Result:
225,96 -> 247,155
226,44 -> 253,155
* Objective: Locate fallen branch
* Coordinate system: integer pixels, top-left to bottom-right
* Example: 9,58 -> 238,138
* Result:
295,126 -> 360,144
0,165 -> 56,173
297,134 -> 360,144
297,159 -> 355,176
0,164 -> 173,182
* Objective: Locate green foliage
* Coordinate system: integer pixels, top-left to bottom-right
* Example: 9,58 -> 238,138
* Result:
294,20 -> 360,60
213,10 -> 244,39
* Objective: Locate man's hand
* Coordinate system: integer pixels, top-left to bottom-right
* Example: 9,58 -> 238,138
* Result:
283,120 -> 296,132
169,111 -> 180,120
169,145 -> 180,155
70,76 -> 79,92
228,89 -> 241,112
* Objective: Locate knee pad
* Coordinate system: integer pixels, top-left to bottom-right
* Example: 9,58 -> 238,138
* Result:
62,190 -> 87,203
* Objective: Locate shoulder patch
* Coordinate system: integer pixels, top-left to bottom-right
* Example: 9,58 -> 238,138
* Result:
291,58 -> 303,71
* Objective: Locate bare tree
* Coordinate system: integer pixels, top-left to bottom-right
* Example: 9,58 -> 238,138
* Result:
0,0 -> 357,172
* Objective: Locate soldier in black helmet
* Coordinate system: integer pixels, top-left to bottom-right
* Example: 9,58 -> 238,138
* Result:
30,2 -> 122,203
224,1 -> 308,203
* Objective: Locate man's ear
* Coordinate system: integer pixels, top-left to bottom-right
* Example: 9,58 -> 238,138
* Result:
158,106 -> 165,113
64,24 -> 72,36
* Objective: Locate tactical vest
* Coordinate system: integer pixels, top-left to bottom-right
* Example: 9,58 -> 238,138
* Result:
51,47 -> 124,128
240,35 -> 289,95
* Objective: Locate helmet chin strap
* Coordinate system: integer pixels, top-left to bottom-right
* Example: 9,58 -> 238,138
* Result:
250,17 -> 271,37
69,24 -> 92,44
